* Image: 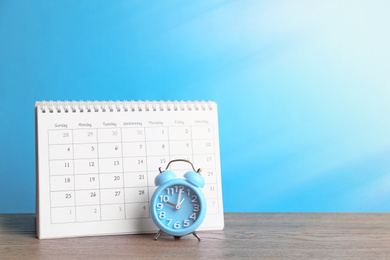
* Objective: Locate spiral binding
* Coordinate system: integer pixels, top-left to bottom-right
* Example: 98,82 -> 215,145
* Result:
36,100 -> 214,113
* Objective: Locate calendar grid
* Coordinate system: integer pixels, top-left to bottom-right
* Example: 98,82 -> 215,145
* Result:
190,126 -> 195,167
143,127 -> 151,218
167,127 -> 171,162
71,130 -> 76,222
47,131 -> 53,224
120,128 -> 126,219
96,129 -> 102,221
47,125 -> 220,225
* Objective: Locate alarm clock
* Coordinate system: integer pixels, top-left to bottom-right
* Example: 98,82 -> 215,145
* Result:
150,159 -> 206,241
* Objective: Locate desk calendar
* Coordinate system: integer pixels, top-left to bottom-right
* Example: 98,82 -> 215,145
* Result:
35,100 -> 224,239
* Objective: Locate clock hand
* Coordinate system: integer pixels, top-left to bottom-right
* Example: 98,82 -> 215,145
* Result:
176,189 -> 182,207
175,189 -> 185,210
166,201 -> 177,208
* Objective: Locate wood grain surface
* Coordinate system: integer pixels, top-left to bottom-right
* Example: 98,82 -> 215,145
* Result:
1,213 -> 390,259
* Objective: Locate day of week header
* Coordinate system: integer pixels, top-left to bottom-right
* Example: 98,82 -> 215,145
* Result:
149,121 -> 163,125
103,122 -> 117,127
124,121 -> 142,126
195,120 -> 209,124
54,123 -> 68,128
79,123 -> 92,128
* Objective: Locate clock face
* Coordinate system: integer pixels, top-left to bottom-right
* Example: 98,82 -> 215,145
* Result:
154,184 -> 201,232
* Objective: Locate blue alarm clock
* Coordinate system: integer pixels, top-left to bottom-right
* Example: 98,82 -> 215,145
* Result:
150,159 -> 206,241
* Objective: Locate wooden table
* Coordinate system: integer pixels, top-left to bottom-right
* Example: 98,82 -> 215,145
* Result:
1,213 -> 390,259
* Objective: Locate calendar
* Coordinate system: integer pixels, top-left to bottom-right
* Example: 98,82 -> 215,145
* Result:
35,100 -> 224,239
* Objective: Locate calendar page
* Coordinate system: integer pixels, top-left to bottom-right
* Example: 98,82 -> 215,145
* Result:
35,101 -> 224,239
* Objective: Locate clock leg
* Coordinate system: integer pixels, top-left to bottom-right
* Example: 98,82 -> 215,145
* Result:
154,230 -> 163,240
192,231 -> 202,242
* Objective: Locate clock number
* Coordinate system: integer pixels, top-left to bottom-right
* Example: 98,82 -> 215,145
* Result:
191,195 -> 198,203
183,220 -> 190,227
156,203 -> 163,210
194,204 -> 199,212
159,195 -> 169,202
167,188 -> 178,195
174,221 -> 181,229
186,188 -> 191,196
159,211 -> 166,219
190,213 -> 197,220
167,219 -> 172,225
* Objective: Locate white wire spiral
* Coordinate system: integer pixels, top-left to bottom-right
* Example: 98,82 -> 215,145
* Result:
36,100 -> 214,113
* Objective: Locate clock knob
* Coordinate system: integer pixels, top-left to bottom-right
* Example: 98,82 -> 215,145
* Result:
184,171 -> 205,188
155,170 -> 176,186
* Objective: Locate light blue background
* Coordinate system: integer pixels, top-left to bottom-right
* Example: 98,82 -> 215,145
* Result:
1,1 -> 390,213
